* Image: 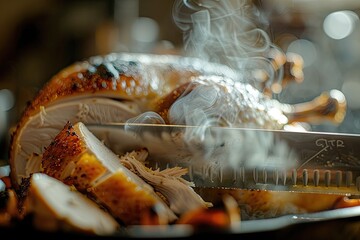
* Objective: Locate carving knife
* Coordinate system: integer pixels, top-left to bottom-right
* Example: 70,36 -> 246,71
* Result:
86,123 -> 360,196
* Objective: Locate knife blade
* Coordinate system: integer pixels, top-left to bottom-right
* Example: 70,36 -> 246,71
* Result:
86,123 -> 360,195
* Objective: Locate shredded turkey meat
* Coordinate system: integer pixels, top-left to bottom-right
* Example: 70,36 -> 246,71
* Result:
119,149 -> 212,215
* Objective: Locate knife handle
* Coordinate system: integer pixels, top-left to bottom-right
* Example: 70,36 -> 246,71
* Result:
285,89 -> 347,125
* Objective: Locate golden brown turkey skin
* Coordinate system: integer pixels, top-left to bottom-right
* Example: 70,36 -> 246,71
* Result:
40,121 -> 177,225
9,53 -> 236,188
18,54 -> 211,119
8,52 -> 349,227
155,82 -> 194,124
41,122 -> 108,190
91,171 -> 163,225
155,75 -> 289,129
15,53 -> 232,121
41,122 -> 84,184
195,188 -> 344,220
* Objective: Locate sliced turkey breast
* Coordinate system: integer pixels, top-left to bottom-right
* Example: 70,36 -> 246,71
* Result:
15,98 -> 140,184
22,173 -> 119,235
10,53 -> 236,188
119,149 -> 212,215
8,52 -> 349,228
41,121 -> 177,225
10,52 -> 346,189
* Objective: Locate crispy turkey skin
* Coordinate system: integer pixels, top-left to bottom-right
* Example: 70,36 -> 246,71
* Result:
6,52 -> 351,233
9,53 -> 238,187
40,121 -> 179,225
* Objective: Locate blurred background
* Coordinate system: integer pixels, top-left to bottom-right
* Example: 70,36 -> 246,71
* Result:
1,0 -> 360,160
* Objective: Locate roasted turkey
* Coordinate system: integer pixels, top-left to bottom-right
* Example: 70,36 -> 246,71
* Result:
9,52 -> 346,188
9,53 -> 238,187
40,121 -> 210,225
5,52 -> 351,235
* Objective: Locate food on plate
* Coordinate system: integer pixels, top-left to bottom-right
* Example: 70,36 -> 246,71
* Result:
9,53 -> 346,189
4,52 -> 353,236
195,187 -> 345,220
155,74 -> 346,128
118,148 -> 212,215
20,173 -> 119,235
155,75 -> 288,128
176,193 -> 241,229
41,121 -> 177,225
31,121 -> 348,228
9,53 -> 237,188
41,121 -> 212,225
18,120 -> 358,231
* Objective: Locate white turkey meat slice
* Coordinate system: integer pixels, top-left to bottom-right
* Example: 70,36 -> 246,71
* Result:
10,53 -> 236,188
22,173 -> 119,235
14,98 -> 140,184
41,121 -> 177,225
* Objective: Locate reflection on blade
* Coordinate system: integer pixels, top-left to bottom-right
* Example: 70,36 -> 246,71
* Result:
86,123 -> 360,195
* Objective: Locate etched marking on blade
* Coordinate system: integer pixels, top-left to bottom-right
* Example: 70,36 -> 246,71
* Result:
298,148 -> 328,169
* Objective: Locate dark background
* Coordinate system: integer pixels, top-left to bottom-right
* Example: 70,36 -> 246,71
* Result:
1,0 -> 360,161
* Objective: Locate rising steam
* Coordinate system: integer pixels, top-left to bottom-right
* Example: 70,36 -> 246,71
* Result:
125,0 -> 297,173
172,0 -> 285,89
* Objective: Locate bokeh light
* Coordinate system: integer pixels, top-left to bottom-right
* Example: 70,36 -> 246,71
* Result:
287,39 -> 317,68
131,17 -> 159,43
323,10 -> 359,40
0,89 -> 14,112
342,78 -> 360,110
